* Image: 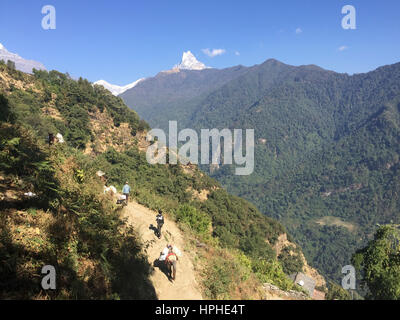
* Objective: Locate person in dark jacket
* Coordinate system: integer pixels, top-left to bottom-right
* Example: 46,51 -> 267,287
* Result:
156,210 -> 164,239
48,133 -> 55,147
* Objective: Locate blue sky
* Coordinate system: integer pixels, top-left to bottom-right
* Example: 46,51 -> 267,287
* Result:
1,0 -> 399,84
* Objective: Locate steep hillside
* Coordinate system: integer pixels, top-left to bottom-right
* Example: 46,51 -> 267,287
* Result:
0,64 -> 156,299
121,57 -> 400,283
0,61 -> 321,299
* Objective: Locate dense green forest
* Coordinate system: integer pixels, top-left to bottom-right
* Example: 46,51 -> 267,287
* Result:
0,62 -> 307,299
352,225 -> 400,300
121,58 -> 400,283
120,65 -> 249,131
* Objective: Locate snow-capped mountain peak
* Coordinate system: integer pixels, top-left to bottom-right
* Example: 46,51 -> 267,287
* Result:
175,51 -> 209,70
94,78 -> 145,96
0,42 -> 46,73
95,51 -> 208,96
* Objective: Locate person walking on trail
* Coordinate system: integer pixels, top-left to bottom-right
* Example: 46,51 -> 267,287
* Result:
165,245 -> 178,281
156,210 -> 164,239
48,133 -> 55,147
158,244 -> 182,281
122,181 -> 130,204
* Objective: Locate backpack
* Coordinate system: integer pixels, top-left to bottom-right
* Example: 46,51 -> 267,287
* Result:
166,252 -> 177,263
157,214 -> 164,225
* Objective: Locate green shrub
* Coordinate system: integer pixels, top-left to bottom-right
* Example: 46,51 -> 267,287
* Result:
352,225 -> 400,300
0,94 -> 15,123
234,251 -> 252,281
278,245 -> 304,275
326,281 -> 352,300
0,124 -> 59,208
175,204 -> 211,235
203,257 -> 234,299
252,259 -> 294,291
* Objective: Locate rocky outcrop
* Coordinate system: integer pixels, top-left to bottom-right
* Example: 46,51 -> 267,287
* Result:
273,233 -> 326,288
262,283 -> 309,300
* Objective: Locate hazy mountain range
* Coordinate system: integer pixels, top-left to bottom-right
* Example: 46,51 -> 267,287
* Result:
0,42 -> 46,73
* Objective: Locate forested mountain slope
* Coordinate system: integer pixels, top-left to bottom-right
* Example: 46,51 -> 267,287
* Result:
121,58 -> 400,282
0,62 -> 319,299
120,65 -> 249,131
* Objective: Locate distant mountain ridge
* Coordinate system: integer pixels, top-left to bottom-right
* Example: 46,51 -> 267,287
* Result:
120,63 -> 249,130
94,78 -> 145,96
0,42 -> 46,73
95,51 -> 209,96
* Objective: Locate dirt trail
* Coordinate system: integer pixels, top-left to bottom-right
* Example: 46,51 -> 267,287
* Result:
123,201 -> 203,300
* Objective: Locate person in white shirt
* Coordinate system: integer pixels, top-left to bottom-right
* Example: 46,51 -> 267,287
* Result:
159,245 -> 170,261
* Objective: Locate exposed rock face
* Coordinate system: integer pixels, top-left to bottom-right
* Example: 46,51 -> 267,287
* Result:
262,283 -> 309,300
273,233 -> 326,288
186,187 -> 210,202
83,107 -> 137,155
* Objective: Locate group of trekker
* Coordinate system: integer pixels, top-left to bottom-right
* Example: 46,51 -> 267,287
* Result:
121,181 -> 180,281
155,210 -> 180,281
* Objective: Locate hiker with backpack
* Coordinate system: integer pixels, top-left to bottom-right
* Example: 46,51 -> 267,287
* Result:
165,245 -> 178,281
158,244 -> 182,281
156,210 -> 164,239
